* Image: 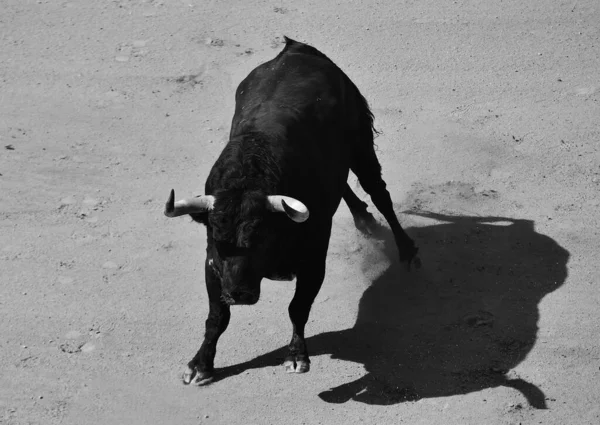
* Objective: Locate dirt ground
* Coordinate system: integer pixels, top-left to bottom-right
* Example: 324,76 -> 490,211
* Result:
1,0 -> 599,424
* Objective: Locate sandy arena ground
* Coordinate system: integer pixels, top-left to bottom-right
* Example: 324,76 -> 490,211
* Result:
1,0 -> 599,424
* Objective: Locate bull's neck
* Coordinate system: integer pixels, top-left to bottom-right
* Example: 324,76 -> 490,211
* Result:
224,133 -> 281,192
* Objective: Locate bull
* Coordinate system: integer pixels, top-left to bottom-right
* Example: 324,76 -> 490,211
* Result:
164,37 -> 419,385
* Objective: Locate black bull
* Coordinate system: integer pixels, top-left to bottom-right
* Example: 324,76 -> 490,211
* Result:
164,37 -> 420,385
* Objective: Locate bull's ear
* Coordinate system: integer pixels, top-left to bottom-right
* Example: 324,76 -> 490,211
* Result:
267,195 -> 309,223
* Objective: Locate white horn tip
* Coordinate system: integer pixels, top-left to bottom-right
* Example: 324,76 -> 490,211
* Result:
281,198 -> 310,223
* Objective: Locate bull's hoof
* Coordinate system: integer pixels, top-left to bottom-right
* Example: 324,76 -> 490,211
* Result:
399,244 -> 420,271
412,255 -> 422,269
352,212 -> 379,235
182,365 -> 214,386
284,356 -> 310,373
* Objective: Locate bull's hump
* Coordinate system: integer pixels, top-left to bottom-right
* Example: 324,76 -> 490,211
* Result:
280,36 -> 330,62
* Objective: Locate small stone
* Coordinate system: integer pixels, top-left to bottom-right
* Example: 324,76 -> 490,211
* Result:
65,330 -> 82,339
102,261 -> 119,269
85,216 -> 99,223
58,276 -> 74,284
82,197 -> 99,207
60,196 -> 77,205
348,243 -> 361,253
80,342 -> 95,353
115,55 -> 130,62
132,40 -> 147,48
205,38 -> 224,47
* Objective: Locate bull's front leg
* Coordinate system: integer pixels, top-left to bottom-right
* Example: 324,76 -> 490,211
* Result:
285,261 -> 326,373
183,259 -> 230,386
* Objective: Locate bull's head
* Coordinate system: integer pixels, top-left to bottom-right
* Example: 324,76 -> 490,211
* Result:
164,189 -> 309,305
163,189 -> 309,222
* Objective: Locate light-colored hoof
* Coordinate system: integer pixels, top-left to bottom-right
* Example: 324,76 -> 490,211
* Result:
284,359 -> 310,373
182,366 -> 214,386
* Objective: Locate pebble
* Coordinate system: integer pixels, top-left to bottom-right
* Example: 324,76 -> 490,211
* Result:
65,330 -> 82,339
133,40 -> 147,48
205,38 -> 224,47
80,342 -> 95,353
575,86 -> 598,96
85,216 -> 99,223
60,196 -> 77,205
115,55 -> 130,62
102,261 -> 119,269
58,276 -> 74,285
347,243 -> 362,253
82,197 -> 99,207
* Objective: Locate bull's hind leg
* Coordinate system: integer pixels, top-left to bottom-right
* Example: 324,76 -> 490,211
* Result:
351,147 -> 420,268
343,183 -> 378,234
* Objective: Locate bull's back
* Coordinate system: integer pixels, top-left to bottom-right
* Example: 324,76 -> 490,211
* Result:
228,38 -> 371,219
231,39 -> 357,141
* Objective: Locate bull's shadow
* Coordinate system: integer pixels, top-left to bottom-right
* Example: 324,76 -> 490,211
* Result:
216,212 -> 569,407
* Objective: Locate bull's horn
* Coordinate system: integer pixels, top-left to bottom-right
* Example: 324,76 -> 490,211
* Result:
164,189 -> 215,218
267,195 -> 309,223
